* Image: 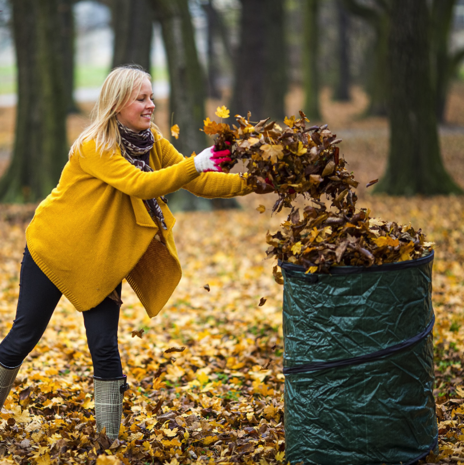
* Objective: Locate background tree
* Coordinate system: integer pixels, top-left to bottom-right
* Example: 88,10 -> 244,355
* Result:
150,0 -> 239,210
343,0 -> 389,116
374,0 -> 461,196
150,0 -> 205,155
302,0 -> 321,120
430,0 -> 464,123
0,0 -> 68,202
58,0 -> 79,113
230,0 -> 287,122
202,0 -> 222,99
111,0 -> 154,72
333,0 -> 351,101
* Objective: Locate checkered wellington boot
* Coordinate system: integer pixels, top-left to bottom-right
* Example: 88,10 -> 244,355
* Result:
93,375 -> 129,441
0,363 -> 21,410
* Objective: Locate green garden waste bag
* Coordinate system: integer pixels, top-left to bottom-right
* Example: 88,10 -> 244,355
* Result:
280,252 -> 438,465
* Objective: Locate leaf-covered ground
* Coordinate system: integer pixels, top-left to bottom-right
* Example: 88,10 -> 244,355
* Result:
0,187 -> 463,464
0,85 -> 464,464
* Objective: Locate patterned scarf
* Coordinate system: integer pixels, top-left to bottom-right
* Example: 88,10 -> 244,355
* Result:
116,120 -> 167,230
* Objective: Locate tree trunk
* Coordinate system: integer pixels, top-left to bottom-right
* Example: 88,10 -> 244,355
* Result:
230,0 -> 267,120
203,0 -> 222,99
262,0 -> 287,121
343,0 -> 388,116
374,0 -> 462,196
112,0 -> 153,72
0,0 -> 68,203
150,0 -> 238,210
152,0 -> 206,154
302,0 -> 321,121
230,0 -> 287,122
333,0 -> 350,101
58,0 -> 79,113
431,0 -> 457,123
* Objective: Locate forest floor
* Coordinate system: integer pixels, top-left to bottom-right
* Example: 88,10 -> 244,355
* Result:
0,85 -> 463,464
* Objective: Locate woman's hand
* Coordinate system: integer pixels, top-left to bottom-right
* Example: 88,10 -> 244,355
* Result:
194,146 -> 232,173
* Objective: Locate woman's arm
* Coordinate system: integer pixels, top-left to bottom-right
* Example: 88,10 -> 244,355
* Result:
78,139 -> 200,199
160,139 -> 252,198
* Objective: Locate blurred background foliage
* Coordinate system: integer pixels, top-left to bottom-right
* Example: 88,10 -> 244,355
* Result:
0,0 -> 463,207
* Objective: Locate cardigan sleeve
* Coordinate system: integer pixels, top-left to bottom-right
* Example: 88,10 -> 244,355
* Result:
78,139 -> 200,199
160,139 -> 253,198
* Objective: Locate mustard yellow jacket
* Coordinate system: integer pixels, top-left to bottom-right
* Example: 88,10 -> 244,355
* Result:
26,134 -> 251,317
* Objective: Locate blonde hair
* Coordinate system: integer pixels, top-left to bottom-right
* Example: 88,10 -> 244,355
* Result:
70,65 -> 161,157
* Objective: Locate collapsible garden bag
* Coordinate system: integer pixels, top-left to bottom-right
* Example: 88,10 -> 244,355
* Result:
280,252 -> 438,465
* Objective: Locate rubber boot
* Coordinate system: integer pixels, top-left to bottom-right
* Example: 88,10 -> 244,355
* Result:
93,375 -> 129,441
0,363 -> 21,410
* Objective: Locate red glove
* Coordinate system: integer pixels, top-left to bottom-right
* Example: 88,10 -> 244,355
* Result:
194,146 -> 232,173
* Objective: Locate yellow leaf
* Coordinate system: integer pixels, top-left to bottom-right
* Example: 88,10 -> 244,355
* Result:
35,454 -> 52,465
373,236 -> 399,248
263,404 -> 277,419
152,376 -> 166,390
289,141 -> 307,156
165,459 -> 180,465
369,218 -> 384,228
256,205 -> 266,214
203,435 -> 218,445
165,364 -> 185,382
170,124 -> 180,139
215,105 -> 230,118
399,241 -> 415,262
456,385 -> 464,398
291,242 -> 302,254
162,427 -> 178,437
275,451 -> 286,462
83,395 -> 94,410
305,266 -> 318,274
197,370 -> 209,385
96,456 -> 122,465
260,144 -> 284,164
284,116 -> 295,128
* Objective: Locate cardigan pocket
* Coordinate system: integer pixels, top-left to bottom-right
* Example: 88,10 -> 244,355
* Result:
130,196 -> 157,229
129,196 -> 176,232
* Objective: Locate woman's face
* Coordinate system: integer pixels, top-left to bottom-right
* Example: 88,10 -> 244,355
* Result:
117,78 -> 155,132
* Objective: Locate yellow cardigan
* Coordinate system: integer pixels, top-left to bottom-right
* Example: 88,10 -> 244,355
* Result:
26,134 -> 252,317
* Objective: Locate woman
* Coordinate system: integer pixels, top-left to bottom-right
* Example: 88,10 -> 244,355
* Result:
0,65 -> 266,440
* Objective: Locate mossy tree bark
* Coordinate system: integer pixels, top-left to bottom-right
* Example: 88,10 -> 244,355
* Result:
333,0 -> 351,102
302,0 -> 321,121
111,0 -> 154,72
0,0 -> 68,203
343,0 -> 389,116
230,0 -> 287,122
374,0 -> 462,196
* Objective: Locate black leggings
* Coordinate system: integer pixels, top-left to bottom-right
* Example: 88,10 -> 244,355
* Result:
0,246 -> 123,378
